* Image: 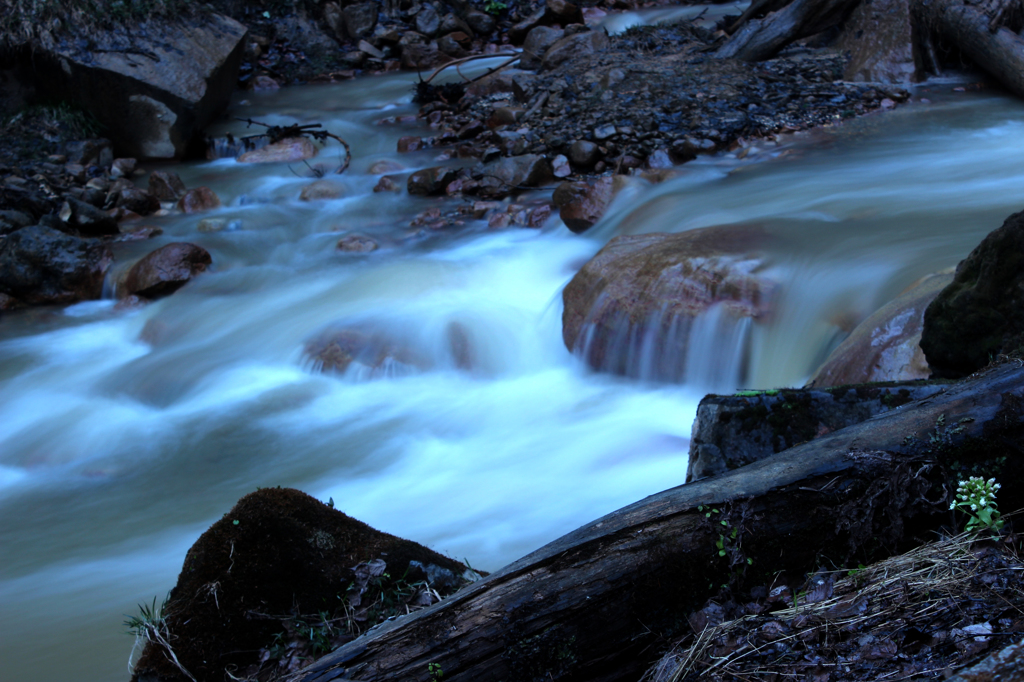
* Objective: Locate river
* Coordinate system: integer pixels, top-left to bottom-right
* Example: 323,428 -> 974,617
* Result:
1,59 -> 1022,682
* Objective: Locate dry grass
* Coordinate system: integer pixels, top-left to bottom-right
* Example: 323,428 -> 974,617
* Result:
646,531 -> 1024,682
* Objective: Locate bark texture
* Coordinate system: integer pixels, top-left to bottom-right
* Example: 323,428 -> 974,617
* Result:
716,0 -> 862,60
293,363 -> 1024,682
912,0 -> 1024,98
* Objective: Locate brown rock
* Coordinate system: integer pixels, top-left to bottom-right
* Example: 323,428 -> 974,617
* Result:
562,226 -> 775,380
808,271 -> 954,387
457,120 -> 486,139
124,242 -> 212,298
482,154 -> 552,188
552,177 -> 613,233
545,0 -> 585,25
148,170 -> 187,201
398,136 -> 424,153
176,187 -> 221,213
437,34 -> 468,57
237,137 -> 319,164
464,9 -> 496,35
248,74 -> 280,91
299,179 -> 345,201
0,225 -> 113,305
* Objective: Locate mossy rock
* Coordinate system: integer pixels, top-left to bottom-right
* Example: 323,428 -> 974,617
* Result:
131,487 -> 468,682
921,209 -> 1024,377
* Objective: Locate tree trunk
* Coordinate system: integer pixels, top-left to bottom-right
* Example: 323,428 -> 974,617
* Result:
716,0 -> 862,60
294,363 -> 1024,682
912,0 -> 1024,98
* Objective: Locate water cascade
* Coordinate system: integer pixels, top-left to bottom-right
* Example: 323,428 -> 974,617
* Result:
1,64 -> 1023,682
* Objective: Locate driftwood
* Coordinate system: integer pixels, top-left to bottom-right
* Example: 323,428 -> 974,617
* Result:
716,0 -> 862,60
912,0 -> 1024,98
293,362 -> 1024,682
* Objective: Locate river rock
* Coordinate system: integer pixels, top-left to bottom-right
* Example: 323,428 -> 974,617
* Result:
115,187 -> 161,216
542,30 -> 609,71
123,242 -> 212,298
482,154 -> 553,188
128,488 -> 469,682
415,4 -> 441,36
110,157 -> 137,179
64,138 -> 113,167
30,15 -> 246,159
686,381 -> 949,482
519,26 -> 565,70
0,225 -> 112,304
368,159 -> 404,174
299,179 -> 345,201
921,209 -> 1024,377
562,225 -> 775,381
148,170 -> 187,201
237,137 -> 319,164
464,9 -> 496,35
176,187 -> 221,213
63,196 -> 120,236
808,271 -> 954,387
552,177 -> 613,233
306,327 -> 431,376
337,234 -> 380,252
569,139 -> 601,168
408,167 -> 457,195
344,1 -> 380,39
373,175 -> 401,193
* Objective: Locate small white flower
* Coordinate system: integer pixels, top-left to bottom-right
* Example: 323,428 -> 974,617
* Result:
972,504 -> 978,511
950,503 -> 956,510
980,498 -> 987,506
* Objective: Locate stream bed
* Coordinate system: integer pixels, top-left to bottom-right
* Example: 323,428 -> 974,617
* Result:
1,66 -> 1023,682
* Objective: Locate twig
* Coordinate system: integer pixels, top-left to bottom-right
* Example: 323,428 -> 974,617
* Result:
421,52 -> 519,85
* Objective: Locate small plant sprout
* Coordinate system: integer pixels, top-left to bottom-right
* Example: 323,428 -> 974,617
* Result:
950,476 -> 1004,534
428,661 -> 444,680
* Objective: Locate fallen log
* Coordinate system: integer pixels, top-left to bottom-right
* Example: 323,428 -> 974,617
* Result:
294,362 -> 1024,682
912,0 -> 1024,125
716,0 -> 861,60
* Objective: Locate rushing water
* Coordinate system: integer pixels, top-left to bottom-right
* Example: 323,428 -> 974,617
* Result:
1,58 -> 1023,681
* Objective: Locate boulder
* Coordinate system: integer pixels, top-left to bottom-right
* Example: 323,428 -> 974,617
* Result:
306,328 -> 428,375
148,170 -> 187,201
367,159 -> 404,174
552,177 -> 613,233
299,179 -> 345,201
176,187 -> 221,213
129,488 -> 469,682
808,271 -> 953,387
30,15 -> 247,159
110,157 -> 137,179
562,226 -> 776,381
542,30 -> 609,71
123,242 -> 212,298
237,137 -> 319,164
407,167 -> 457,196
921,209 -> 1024,377
686,381 -> 949,482
0,225 -> 112,304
